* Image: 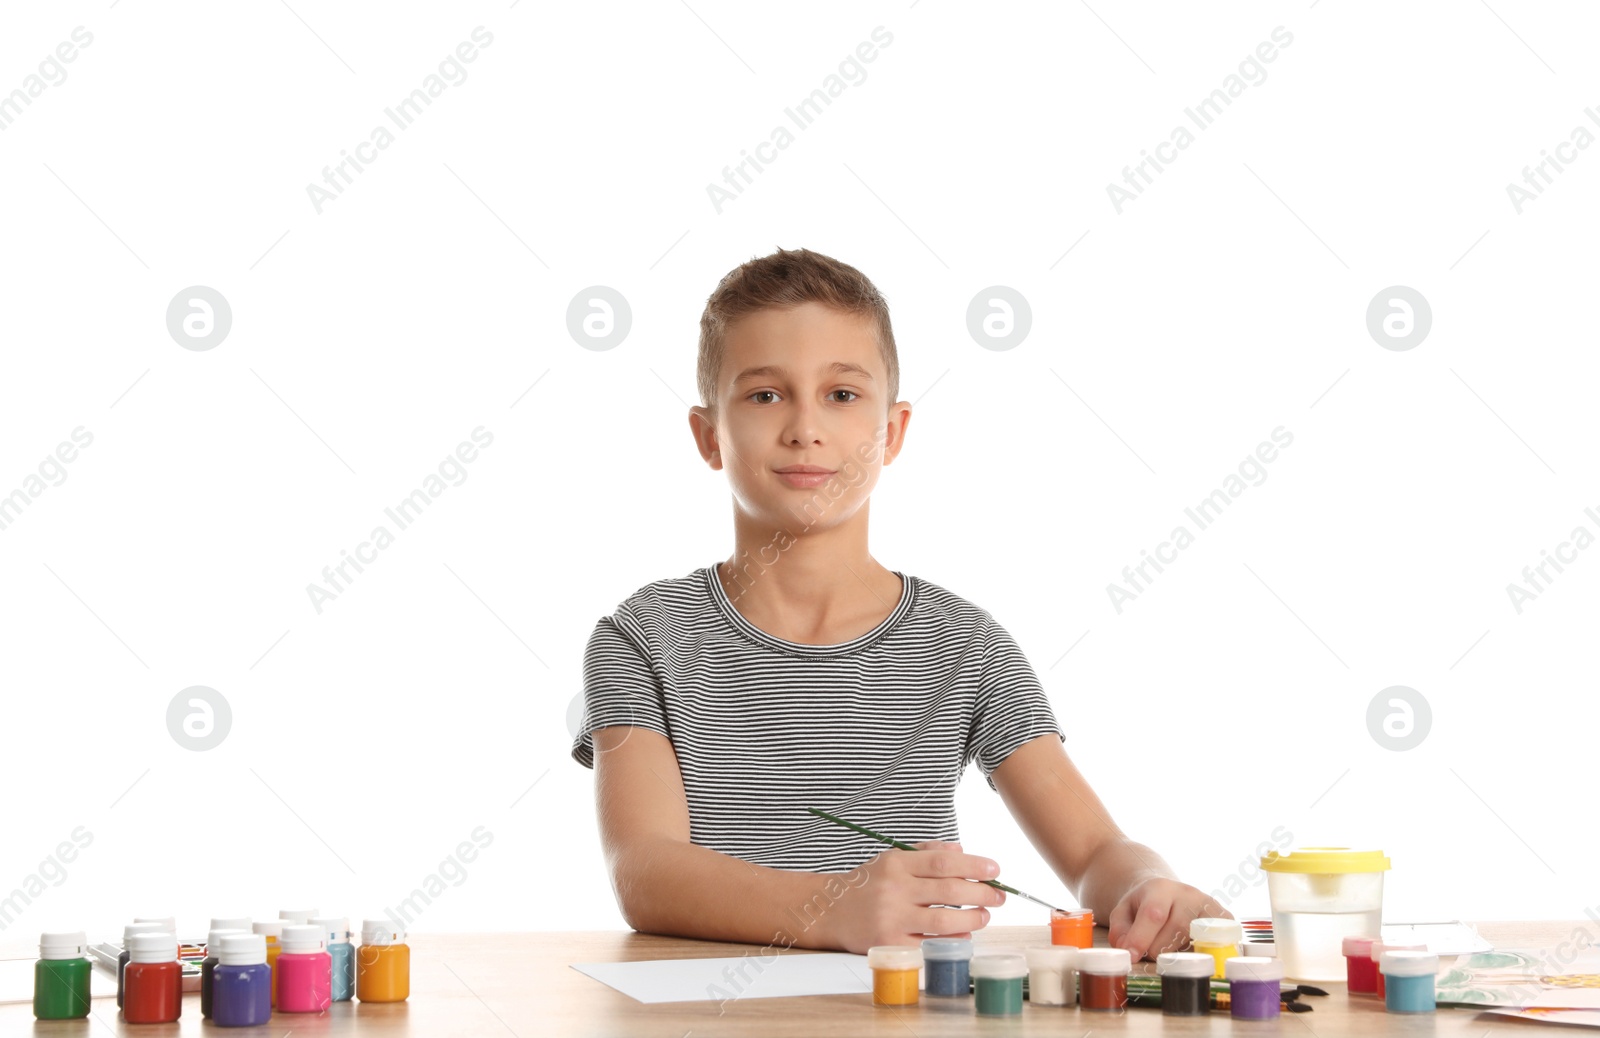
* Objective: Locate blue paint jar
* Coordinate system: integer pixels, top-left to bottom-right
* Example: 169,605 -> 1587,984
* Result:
201,927 -> 249,1018
1380,950 -> 1438,1013
313,916 -> 356,1001
212,934 -> 273,1028
920,938 -> 972,997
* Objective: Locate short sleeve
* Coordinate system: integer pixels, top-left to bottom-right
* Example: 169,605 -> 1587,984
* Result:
570,610 -> 670,769
967,618 -> 1063,790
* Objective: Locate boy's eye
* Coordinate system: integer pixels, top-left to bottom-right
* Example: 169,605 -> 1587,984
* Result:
747,389 -> 858,404
752,390 -> 777,404
831,390 -> 858,403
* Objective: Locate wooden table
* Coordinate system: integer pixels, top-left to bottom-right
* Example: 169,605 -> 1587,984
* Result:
10,921 -> 1575,1035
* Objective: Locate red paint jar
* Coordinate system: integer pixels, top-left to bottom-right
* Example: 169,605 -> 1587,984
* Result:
1076,948 -> 1131,1011
123,932 -> 182,1023
1343,936 -> 1379,993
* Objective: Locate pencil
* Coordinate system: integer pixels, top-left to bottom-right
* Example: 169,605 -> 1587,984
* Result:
805,806 -> 1066,913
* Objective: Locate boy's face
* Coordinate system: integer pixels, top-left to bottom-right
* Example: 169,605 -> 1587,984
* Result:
689,301 -> 910,534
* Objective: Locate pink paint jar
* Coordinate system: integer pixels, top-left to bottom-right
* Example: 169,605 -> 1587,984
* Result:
276,925 -> 332,1013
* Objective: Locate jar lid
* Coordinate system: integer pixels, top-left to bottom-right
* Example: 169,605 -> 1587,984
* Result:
128,932 -> 178,963
1190,917 -> 1242,943
969,952 -> 1028,980
39,931 -> 88,960
1369,941 -> 1426,962
360,919 -> 406,945
1243,941 -> 1276,957
1157,951 -> 1215,978
217,933 -> 267,966
251,920 -> 285,938
1259,847 -> 1391,873
1075,948 -> 1132,975
1379,950 -> 1440,977
206,928 -> 248,953
208,916 -> 252,933
280,925 -> 326,955
279,908 -> 319,924
920,938 -> 973,961
866,946 -> 923,971
122,921 -> 168,941
310,916 -> 352,942
1225,956 -> 1285,982
132,916 -> 176,933
1026,946 -> 1078,970
1342,935 -> 1379,956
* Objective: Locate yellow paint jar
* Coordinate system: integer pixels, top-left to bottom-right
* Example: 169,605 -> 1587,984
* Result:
1189,918 -> 1242,979
866,946 -> 922,1006
251,920 -> 285,1009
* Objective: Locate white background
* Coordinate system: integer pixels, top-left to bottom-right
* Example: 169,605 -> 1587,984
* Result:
1,0 -> 1596,954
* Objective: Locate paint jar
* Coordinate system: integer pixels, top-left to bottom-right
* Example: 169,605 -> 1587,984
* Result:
1156,951 -> 1213,1016
1050,908 -> 1093,947
252,919 -> 286,1008
970,952 -> 1027,1016
357,919 -> 411,1002
209,915 -> 253,932
201,927 -> 249,1018
280,908 -> 319,924
866,946 -> 921,1006
1026,946 -> 1077,1006
34,931 -> 91,1020
313,916 -> 356,1002
1380,950 -> 1438,1013
213,933 -> 273,1028
132,915 -> 176,934
1225,956 -> 1283,1019
1260,846 -> 1390,981
920,938 -> 972,997
1244,941 -> 1276,957
1076,947 -> 1131,1012
116,922 -> 169,1009
1371,941 -> 1425,998
1190,917 -> 1241,978
1342,935 -> 1379,993
123,932 -> 183,1023
278,924 -> 333,1012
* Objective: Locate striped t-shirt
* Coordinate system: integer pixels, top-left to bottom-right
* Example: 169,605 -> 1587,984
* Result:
571,563 -> 1063,873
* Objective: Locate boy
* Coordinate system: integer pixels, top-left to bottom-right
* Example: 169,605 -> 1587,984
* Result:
571,247 -> 1225,957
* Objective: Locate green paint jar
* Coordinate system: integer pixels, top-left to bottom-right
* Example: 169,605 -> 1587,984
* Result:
970,952 -> 1027,1016
34,931 -> 91,1020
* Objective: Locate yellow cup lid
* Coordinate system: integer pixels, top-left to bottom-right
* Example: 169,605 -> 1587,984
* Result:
1259,846 -> 1390,873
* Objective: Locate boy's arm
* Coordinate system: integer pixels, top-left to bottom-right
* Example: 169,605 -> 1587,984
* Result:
592,725 -> 1004,952
990,734 -> 1228,960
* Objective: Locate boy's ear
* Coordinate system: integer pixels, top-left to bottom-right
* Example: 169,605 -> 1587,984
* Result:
688,405 -> 722,469
881,401 -> 912,465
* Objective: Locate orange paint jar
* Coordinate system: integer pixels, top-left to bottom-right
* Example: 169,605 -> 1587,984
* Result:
357,920 -> 410,1002
1050,908 -> 1093,948
866,946 -> 921,1006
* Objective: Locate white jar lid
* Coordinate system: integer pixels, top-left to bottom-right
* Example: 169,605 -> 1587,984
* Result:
39,931 -> 88,960
969,952 -> 1028,980
280,925 -> 326,955
1157,951 -> 1215,978
1243,941 -> 1276,957
122,921 -> 168,941
279,908 -> 319,924
1379,950 -> 1440,977
208,917 -> 252,933
866,945 -> 923,971
310,916 -> 352,942
128,932 -> 178,963
217,933 -> 267,966
251,920 -> 285,938
1342,935 -> 1378,956
1191,917 -> 1242,943
1026,946 -> 1078,971
360,919 -> 406,945
1076,948 -> 1132,975
132,916 -> 175,934
1369,941 -> 1426,962
920,938 -> 972,961
1225,955 -> 1285,982
206,928 -> 247,953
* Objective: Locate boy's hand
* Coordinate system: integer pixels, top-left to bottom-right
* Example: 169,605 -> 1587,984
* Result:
1106,877 -> 1231,961
827,841 -> 1005,954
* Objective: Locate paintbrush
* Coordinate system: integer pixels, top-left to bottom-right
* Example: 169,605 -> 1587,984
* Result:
805,806 -> 1066,912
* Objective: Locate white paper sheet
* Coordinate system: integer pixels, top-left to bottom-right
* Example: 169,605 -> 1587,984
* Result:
572,952 -> 873,1004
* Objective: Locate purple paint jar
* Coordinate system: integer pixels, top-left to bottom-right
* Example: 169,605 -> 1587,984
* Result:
1225,955 -> 1283,1019
212,934 -> 273,1028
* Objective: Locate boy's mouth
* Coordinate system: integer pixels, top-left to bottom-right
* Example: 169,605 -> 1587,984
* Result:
774,465 -> 836,488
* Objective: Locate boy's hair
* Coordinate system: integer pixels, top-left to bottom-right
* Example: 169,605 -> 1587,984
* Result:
696,247 -> 900,416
